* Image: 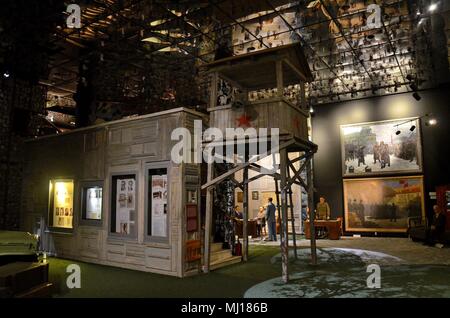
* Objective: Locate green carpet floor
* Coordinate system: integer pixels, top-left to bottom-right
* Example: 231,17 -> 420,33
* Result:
48,245 -> 280,298
46,245 -> 450,298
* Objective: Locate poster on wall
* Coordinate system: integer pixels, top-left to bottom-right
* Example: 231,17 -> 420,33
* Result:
86,187 -> 102,220
151,174 -> 168,237
340,118 -> 422,177
343,176 -> 425,233
116,178 -> 135,235
52,180 -> 74,229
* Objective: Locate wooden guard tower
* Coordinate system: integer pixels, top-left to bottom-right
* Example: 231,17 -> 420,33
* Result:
201,43 -> 318,283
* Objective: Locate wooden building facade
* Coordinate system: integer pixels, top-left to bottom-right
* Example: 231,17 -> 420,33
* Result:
20,108 -> 207,277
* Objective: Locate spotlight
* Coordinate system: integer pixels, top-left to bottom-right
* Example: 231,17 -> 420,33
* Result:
309,106 -> 314,113
410,125 -> 416,131
428,3 -> 438,12
3,71 -> 10,78
412,92 -> 421,101
428,118 -> 437,126
395,130 -> 401,135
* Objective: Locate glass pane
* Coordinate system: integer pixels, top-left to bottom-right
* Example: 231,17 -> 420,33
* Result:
85,187 -> 102,220
111,175 -> 136,236
148,169 -> 168,237
51,180 -> 74,229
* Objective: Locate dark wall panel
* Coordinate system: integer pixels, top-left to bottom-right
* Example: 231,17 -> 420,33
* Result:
311,85 -> 450,226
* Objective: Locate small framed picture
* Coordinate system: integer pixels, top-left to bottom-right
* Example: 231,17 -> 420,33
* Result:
252,191 -> 259,200
237,192 -> 243,203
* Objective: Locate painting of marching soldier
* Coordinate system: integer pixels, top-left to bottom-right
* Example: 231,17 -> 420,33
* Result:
343,176 -> 425,233
340,118 -> 422,176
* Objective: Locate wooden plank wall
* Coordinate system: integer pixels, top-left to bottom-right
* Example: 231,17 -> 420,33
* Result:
20,109 -> 204,277
210,98 -> 308,140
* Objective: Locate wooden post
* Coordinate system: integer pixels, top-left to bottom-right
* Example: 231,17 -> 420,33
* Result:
286,160 -> 298,259
280,148 -> 289,282
203,163 -> 214,273
203,71 -> 218,273
276,60 -> 284,98
306,156 -> 317,265
243,166 -> 249,262
210,72 -> 218,109
274,178 -> 282,242
300,82 -> 306,110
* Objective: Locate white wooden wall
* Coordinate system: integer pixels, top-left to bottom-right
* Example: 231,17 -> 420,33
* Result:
20,108 -> 205,277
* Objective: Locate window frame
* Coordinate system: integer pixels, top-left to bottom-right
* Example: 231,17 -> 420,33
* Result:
48,178 -> 75,233
144,162 -> 170,243
109,172 -> 138,240
79,180 -> 104,227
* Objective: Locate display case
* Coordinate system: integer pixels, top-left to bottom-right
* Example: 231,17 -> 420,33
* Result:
80,181 -> 103,226
48,179 -> 74,230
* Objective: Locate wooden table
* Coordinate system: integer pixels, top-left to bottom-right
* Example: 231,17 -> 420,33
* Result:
304,219 -> 341,240
234,219 -> 258,238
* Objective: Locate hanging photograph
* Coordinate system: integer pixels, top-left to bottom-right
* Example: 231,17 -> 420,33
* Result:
340,118 -> 422,176
151,174 -> 168,237
114,176 -> 136,235
343,176 -> 425,233
85,186 -> 102,220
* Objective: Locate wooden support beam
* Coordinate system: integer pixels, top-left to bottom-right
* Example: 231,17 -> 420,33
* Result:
201,139 -> 296,190
229,176 -> 243,190
279,148 -> 289,283
276,60 -> 284,97
218,73 -> 245,91
209,72 -> 219,110
203,163 -> 214,273
286,162 -> 298,259
284,155 -> 312,191
289,151 -> 308,165
300,82 -> 307,111
306,158 -> 317,266
283,58 -> 308,82
243,167 -> 249,262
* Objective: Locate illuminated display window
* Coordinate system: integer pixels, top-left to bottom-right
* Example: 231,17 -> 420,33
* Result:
80,181 -> 103,226
110,174 -> 137,238
49,179 -> 74,229
145,165 -> 169,241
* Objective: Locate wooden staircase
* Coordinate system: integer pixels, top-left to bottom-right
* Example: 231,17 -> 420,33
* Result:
209,243 -> 241,271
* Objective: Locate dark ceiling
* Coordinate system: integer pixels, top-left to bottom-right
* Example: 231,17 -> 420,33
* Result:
1,0 -> 449,132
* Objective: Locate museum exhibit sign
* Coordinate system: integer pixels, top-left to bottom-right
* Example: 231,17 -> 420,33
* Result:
343,176 -> 425,233
48,179 -> 74,230
340,117 -> 423,177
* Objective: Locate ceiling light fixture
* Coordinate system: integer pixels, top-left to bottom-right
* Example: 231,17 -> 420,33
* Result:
428,3 -> 438,12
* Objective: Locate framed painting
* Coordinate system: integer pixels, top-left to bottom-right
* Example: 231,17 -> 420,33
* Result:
343,176 -> 425,233
340,117 -> 422,177
237,191 -> 243,203
252,191 -> 259,200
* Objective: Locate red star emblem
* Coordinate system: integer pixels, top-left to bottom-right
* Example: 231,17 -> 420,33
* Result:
236,114 -> 252,127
